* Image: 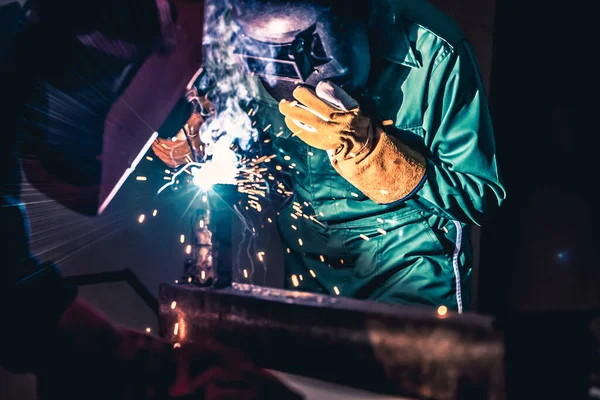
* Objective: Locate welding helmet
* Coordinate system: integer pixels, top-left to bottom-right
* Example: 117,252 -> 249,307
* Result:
228,0 -> 370,100
12,0 -> 205,216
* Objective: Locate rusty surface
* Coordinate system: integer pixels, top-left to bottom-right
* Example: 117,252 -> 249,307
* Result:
159,283 -> 505,400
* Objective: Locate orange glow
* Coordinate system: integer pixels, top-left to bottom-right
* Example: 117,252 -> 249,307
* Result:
437,306 -> 448,316
291,275 -> 299,287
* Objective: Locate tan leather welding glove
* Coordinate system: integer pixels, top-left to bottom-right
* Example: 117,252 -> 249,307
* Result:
279,81 -> 426,204
152,93 -> 214,168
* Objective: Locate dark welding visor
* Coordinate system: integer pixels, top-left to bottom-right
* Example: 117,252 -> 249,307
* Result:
234,24 -> 331,82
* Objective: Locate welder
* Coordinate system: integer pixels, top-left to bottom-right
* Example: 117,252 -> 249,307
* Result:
220,0 -> 506,312
0,0 -> 300,398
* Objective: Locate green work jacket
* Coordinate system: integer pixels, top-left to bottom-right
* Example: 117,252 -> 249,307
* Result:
250,0 -> 506,312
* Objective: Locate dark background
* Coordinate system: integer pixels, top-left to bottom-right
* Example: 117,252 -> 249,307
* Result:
2,0 -> 599,398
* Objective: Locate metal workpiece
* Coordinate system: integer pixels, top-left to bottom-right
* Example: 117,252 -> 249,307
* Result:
180,184 -> 239,289
159,283 -> 505,400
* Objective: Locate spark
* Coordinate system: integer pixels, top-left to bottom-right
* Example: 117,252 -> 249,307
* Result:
136,176 -> 147,181
243,269 -> 249,278
180,234 -> 185,243
377,218 -> 384,223
286,248 -> 291,254
201,270 -> 206,280
359,234 -> 370,241
351,192 -> 359,197
377,228 -> 387,235
173,343 -> 181,348
202,195 -> 208,203
319,255 -> 325,262
291,275 -> 299,287
138,214 -> 145,223
152,209 -> 158,217
309,270 -> 316,278
146,156 -> 154,161
171,301 -> 177,310
284,155 -> 291,161
309,215 -> 326,228
165,169 -> 171,174
380,189 -> 389,195
291,213 -> 298,220
291,225 -> 297,230
146,327 -> 152,333
298,238 -> 303,246
437,306 -> 448,316
308,151 -> 314,156
174,323 -> 179,336
299,275 -> 303,281
382,119 -> 394,126
333,286 -> 340,295
199,220 -> 205,228
257,251 -> 265,262
185,245 -> 192,254
340,259 -> 344,265
188,277 -> 192,283
267,217 -> 273,223
263,124 -> 272,131
443,226 -> 449,233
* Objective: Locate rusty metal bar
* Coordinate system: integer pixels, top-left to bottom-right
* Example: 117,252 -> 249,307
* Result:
159,283 -> 505,400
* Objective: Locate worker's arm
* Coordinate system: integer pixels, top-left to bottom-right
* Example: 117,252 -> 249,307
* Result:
412,40 -> 506,226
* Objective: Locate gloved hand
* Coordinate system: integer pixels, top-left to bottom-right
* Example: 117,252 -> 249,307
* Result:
279,81 -> 427,204
152,90 -> 214,168
35,297 -> 302,400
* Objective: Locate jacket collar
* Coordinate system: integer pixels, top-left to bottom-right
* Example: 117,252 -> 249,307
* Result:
369,9 -> 421,69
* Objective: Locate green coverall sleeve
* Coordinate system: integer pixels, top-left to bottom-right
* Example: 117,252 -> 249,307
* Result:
415,40 -> 506,226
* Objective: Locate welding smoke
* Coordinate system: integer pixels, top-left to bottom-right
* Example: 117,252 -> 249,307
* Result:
197,1 -> 277,158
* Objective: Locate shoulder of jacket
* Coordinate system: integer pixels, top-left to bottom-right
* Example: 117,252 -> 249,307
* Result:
374,0 -> 466,49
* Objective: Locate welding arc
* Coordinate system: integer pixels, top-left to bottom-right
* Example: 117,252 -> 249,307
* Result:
157,162 -> 203,194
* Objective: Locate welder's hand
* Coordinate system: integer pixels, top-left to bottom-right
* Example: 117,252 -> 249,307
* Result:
152,89 -> 215,168
278,81 -> 372,160
279,81 -> 427,204
152,111 -> 204,168
36,298 -> 302,400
